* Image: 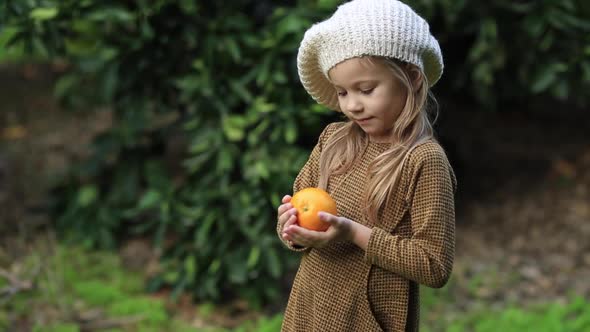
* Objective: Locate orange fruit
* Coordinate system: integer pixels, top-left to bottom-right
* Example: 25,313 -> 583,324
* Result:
291,187 -> 338,232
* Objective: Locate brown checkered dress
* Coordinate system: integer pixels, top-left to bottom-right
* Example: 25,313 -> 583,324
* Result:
277,122 -> 457,331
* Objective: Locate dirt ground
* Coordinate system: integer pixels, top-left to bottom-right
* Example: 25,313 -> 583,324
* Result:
442,106 -> 590,309
1,63 -> 589,317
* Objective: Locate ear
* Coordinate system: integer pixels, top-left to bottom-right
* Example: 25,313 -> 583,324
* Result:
408,66 -> 424,92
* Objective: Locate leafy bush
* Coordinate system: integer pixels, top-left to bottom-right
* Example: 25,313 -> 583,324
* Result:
409,0 -> 590,109
1,0 -> 588,306
1,0 -> 336,306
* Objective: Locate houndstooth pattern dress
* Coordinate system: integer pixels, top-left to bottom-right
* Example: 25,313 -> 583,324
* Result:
277,122 -> 457,332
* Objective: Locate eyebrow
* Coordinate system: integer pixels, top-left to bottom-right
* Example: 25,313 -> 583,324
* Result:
332,80 -> 379,89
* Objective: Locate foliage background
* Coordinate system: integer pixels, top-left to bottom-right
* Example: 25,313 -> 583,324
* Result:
1,0 -> 589,330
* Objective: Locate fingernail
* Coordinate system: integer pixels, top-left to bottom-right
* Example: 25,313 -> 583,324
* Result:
290,208 -> 297,214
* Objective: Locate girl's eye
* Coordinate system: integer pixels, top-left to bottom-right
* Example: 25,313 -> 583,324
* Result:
360,88 -> 374,95
336,91 -> 347,97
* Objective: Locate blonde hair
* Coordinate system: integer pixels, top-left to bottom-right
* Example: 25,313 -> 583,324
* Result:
318,56 -> 438,225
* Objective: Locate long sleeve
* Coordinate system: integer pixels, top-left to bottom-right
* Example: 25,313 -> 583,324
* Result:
364,143 -> 456,288
277,123 -> 335,252
292,139 -> 322,194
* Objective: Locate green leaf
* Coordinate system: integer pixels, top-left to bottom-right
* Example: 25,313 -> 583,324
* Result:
229,81 -> 253,103
531,65 -> 557,93
248,119 -> 271,145
255,161 -> 270,179
189,136 -> 212,154
184,255 -> 196,279
276,14 -> 306,38
54,74 -> 78,100
539,32 -> 554,51
77,186 -> 98,207
247,247 -> 261,268
311,104 -> 330,114
141,21 -> 154,39
208,259 -> 221,274
30,7 -> 58,21
225,37 -> 241,62
137,190 -> 161,210
265,249 -> 281,278
270,193 -> 281,208
273,71 -> 287,84
101,64 -> 118,102
64,38 -> 99,56
256,55 -> 271,87
217,148 -> 234,173
222,115 -> 247,141
183,153 -> 211,173
505,2 -> 535,13
318,0 -> 340,10
473,62 -> 493,86
196,213 -> 216,247
31,37 -> 48,57
581,62 -> 590,82
482,19 -> 497,39
87,8 -> 134,22
284,122 -> 297,143
252,97 -> 276,114
228,257 -> 248,284
552,80 -> 568,100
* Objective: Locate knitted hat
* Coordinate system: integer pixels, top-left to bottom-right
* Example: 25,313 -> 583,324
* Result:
297,0 -> 443,110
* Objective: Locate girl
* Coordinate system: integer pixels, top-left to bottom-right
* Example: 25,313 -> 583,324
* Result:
276,0 -> 456,331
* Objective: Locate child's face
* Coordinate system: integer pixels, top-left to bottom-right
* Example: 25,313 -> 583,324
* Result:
328,57 -> 407,143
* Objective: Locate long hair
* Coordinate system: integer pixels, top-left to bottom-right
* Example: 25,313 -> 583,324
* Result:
317,57 -> 438,225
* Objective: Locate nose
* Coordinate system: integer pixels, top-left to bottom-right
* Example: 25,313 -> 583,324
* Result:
341,95 -> 363,114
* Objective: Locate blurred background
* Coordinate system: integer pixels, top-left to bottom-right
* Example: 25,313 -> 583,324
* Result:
1,0 -> 589,331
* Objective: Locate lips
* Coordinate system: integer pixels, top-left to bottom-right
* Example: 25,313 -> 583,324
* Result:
356,117 -> 373,123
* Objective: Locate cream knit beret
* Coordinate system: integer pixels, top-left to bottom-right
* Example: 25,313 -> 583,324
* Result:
297,0 -> 443,110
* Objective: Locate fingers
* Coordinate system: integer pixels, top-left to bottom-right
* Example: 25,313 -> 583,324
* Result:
277,202 -> 292,216
284,213 -> 297,228
281,214 -> 298,242
318,211 -> 338,225
277,195 -> 293,216
320,213 -> 353,242
278,203 -> 298,231
284,216 -> 298,236
284,226 -> 307,246
286,226 -> 326,248
278,194 -> 298,245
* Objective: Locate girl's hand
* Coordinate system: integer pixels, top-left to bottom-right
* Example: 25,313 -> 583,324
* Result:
277,195 -> 299,245
282,212 -> 355,248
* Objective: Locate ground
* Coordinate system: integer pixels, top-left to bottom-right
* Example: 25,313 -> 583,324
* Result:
443,106 -> 590,309
1,63 -> 589,329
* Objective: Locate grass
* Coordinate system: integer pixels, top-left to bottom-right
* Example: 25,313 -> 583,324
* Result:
0,238 -> 282,332
2,237 -> 588,332
445,296 -> 590,332
420,277 -> 590,332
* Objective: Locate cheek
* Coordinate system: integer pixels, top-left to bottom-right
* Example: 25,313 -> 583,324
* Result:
373,91 -> 405,116
386,88 -> 407,113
